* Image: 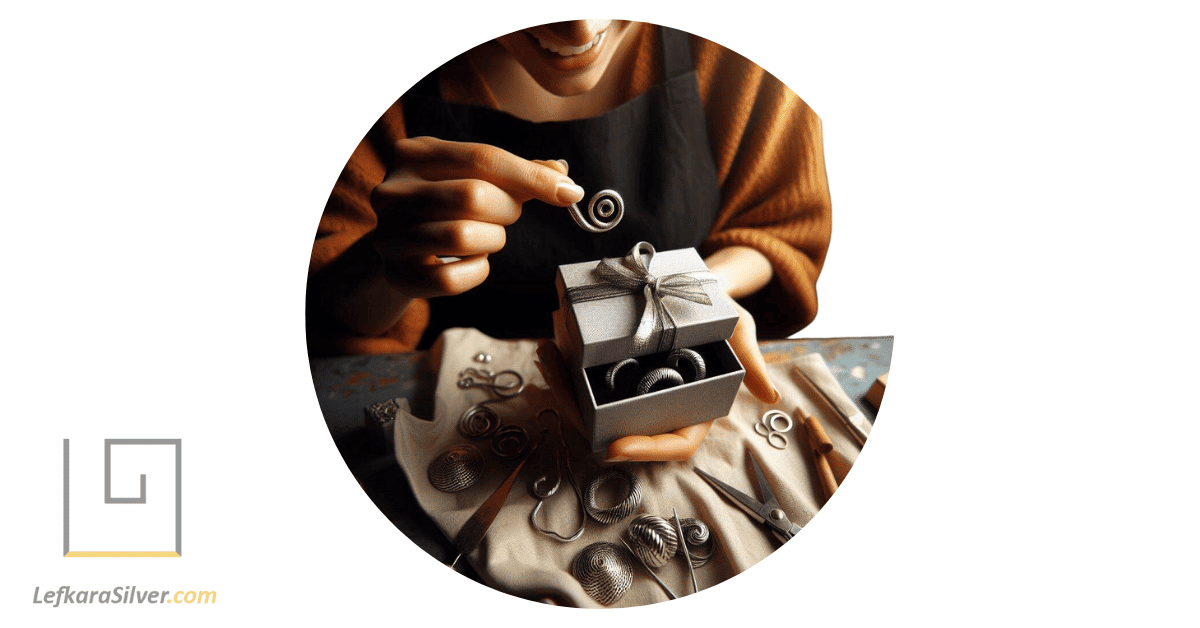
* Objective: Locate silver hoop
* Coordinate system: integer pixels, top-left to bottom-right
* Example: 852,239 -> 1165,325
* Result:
604,358 -> 640,390
666,348 -> 706,381
585,466 -> 643,524
763,409 -> 793,433
767,432 -> 788,449
626,515 -> 679,569
571,542 -> 634,606
458,403 -> 501,439
634,367 -> 684,396
427,445 -> 484,493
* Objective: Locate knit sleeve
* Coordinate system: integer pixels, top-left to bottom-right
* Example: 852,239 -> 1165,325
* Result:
692,36 -> 833,338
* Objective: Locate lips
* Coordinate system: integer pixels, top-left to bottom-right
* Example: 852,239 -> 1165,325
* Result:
535,31 -> 604,56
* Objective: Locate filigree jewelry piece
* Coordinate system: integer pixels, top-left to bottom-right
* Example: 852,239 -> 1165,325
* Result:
678,517 -> 717,567
490,425 -> 531,461
666,348 -> 707,381
571,542 -> 634,606
458,367 -> 526,398
567,189 -> 624,233
634,367 -> 685,396
427,445 -> 484,493
626,514 -> 679,569
604,358 -> 639,390
458,403 -> 501,439
584,466 -> 643,524
755,409 -> 793,449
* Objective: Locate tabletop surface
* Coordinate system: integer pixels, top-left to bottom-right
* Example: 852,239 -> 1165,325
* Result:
308,336 -> 893,577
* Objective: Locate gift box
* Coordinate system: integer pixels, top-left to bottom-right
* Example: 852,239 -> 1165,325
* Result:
553,242 -> 746,452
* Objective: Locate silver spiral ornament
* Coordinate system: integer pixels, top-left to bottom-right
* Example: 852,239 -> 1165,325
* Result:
490,425 -> 531,461
567,189 -> 624,233
626,515 -> 679,569
427,445 -> 484,493
584,466 -> 643,524
679,518 -> 717,567
458,403 -> 501,439
571,542 -> 634,606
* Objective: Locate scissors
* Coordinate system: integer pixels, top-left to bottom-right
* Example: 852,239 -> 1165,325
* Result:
694,447 -> 802,545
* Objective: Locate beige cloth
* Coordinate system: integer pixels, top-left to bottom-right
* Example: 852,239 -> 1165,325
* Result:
392,328 -> 864,608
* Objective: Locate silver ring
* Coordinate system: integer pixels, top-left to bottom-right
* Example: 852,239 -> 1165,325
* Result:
754,422 -> 771,436
585,466 -> 643,524
666,348 -> 706,381
634,367 -> 684,396
762,409 -> 793,433
767,432 -> 788,449
604,358 -> 639,390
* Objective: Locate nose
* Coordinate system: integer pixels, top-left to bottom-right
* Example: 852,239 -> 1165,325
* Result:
542,20 -> 612,45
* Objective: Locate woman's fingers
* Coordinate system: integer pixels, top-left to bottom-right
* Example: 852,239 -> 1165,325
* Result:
398,137 -> 584,206
729,300 -> 780,404
375,219 -> 506,259
380,254 -> 490,298
604,421 -> 715,462
374,177 -> 523,226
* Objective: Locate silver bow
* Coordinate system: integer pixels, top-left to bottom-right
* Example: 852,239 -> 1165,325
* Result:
565,242 -> 714,356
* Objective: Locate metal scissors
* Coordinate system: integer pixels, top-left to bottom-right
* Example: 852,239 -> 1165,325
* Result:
694,447 -> 802,544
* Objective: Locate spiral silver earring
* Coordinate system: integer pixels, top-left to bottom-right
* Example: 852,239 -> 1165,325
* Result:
626,515 -> 679,569
567,189 -> 624,233
458,403 -> 501,439
571,542 -> 634,606
427,445 -> 484,493
679,518 -> 717,567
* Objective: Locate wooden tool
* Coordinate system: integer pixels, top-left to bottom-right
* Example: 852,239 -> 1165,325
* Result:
801,411 -> 838,502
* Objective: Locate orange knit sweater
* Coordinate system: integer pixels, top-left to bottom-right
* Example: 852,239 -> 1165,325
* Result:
308,27 -> 832,356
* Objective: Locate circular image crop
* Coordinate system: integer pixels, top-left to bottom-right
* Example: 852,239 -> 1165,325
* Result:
306,19 -> 890,608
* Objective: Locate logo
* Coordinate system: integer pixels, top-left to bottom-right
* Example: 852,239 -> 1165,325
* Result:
62,439 -> 182,557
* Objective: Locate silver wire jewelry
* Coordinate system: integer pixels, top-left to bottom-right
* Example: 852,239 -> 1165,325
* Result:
473,351 -> 492,363
571,542 -> 634,606
755,409 -> 793,449
634,366 -> 685,396
626,515 -> 679,569
678,518 -> 717,567
427,445 -> 484,493
666,347 -> 707,381
458,367 -> 526,398
458,403 -> 501,439
604,358 -> 639,390
584,466 -> 643,524
530,409 -> 586,542
490,425 -> 531,460
567,189 -> 624,233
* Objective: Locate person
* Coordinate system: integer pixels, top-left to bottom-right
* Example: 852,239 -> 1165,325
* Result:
308,20 -> 831,462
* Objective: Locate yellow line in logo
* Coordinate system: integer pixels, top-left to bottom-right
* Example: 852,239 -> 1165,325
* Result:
64,551 -> 181,557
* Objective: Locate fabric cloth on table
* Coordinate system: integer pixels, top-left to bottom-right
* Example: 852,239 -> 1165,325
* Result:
391,327 -> 866,607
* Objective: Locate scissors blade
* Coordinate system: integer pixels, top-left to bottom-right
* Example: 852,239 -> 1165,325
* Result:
694,466 -> 769,526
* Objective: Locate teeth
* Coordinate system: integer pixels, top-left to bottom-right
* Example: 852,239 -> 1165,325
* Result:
537,31 -> 603,56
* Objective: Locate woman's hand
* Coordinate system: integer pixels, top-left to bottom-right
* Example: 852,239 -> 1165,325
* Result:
335,137 -> 584,335
603,247 -> 781,462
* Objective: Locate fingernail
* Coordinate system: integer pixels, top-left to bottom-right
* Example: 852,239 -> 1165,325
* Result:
770,387 -> 781,404
556,159 -> 569,174
556,180 -> 585,205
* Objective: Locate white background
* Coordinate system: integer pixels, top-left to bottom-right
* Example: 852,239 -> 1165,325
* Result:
3,1 -> 1197,626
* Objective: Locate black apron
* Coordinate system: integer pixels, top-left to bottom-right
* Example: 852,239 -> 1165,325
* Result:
403,26 -> 720,348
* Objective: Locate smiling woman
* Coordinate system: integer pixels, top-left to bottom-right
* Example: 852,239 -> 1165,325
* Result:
307,20 -> 832,463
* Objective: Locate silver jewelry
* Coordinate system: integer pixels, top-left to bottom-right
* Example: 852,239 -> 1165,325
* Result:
604,358 -> 639,390
567,189 -> 624,233
678,517 -> 717,567
490,425 -> 531,460
666,348 -> 707,381
473,351 -> 492,363
458,403 -> 501,439
458,367 -> 525,398
427,445 -> 484,493
634,367 -> 685,396
626,514 -> 679,569
755,409 -> 793,449
530,409 -> 586,542
571,542 -> 634,606
584,466 -> 643,524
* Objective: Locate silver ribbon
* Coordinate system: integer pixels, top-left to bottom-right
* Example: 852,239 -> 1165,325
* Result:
564,242 -> 715,356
